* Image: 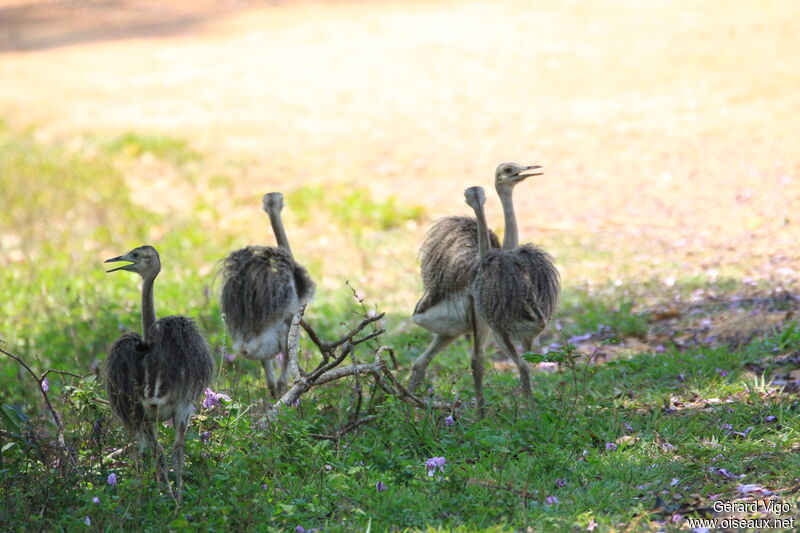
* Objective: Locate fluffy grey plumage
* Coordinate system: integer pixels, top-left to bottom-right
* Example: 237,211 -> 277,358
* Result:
106,316 -> 214,430
220,246 -> 315,340
105,332 -> 147,432
103,245 -> 215,498
415,216 -> 500,313
472,244 -> 560,342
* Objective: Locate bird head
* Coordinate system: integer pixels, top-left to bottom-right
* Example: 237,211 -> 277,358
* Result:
262,192 -> 285,215
495,162 -> 543,192
464,186 -> 487,209
105,245 -> 161,278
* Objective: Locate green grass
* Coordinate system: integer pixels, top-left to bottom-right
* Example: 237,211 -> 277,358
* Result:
2,122 -> 800,531
101,132 -> 200,165
287,184 -> 426,234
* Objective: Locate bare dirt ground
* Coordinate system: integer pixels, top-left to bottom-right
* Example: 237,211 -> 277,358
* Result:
2,0 -> 799,303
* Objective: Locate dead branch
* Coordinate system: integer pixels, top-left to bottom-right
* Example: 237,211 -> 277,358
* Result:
0,346 -> 75,464
310,415 -> 379,441
259,299 -> 458,427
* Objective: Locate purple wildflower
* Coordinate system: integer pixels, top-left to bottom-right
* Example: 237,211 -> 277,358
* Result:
261,483 -> 268,490
41,377 -> 49,392
84,516 -> 91,526
295,526 -> 306,533
720,423 -> 733,431
623,423 -> 634,433
715,368 -> 729,377
555,477 -> 566,488
605,443 -> 617,451
670,478 -> 680,487
670,513 -> 682,523
676,373 -> 686,382
92,496 -> 100,504
223,348 -> 236,363
765,415 -> 777,422
425,456 -> 446,477
107,473 -> 117,486
200,431 -> 211,443
376,480 -> 387,492
202,388 -> 231,409
445,415 -> 454,426
545,495 -> 559,506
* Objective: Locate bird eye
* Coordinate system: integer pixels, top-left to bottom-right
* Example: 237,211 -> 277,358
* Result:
131,251 -> 139,258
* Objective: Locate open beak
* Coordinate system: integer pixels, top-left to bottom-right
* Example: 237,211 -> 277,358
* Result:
105,254 -> 135,273
512,165 -> 543,182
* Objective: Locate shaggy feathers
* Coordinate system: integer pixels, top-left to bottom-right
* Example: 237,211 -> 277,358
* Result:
105,316 -> 214,431
416,216 -> 500,313
472,244 -> 560,341
220,246 -> 315,340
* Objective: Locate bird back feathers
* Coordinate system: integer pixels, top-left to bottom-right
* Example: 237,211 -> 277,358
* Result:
105,316 -> 214,431
220,246 -> 315,339
416,216 -> 500,313
472,244 -> 560,340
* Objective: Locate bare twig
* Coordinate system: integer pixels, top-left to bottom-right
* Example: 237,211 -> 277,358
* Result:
0,346 -> 74,463
310,415 -> 379,441
262,312 -> 458,426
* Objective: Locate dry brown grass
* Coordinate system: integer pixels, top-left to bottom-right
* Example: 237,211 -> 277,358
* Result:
2,0 -> 799,309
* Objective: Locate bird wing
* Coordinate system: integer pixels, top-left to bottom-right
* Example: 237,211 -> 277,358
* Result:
418,216 -> 499,308
105,332 -> 148,431
220,246 -> 309,338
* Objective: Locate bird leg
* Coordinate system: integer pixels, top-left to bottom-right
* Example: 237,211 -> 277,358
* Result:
468,299 -> 487,419
275,351 -> 291,398
138,423 -> 169,488
262,359 -> 278,399
496,332 -> 533,402
172,405 -> 192,503
408,334 -> 456,393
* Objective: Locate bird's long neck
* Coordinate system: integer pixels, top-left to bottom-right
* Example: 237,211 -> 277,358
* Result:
497,187 -> 518,250
141,275 -> 157,342
268,210 -> 294,258
472,202 -> 491,258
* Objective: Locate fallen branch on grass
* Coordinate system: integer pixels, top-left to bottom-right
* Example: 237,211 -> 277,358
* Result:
262,309 -> 459,425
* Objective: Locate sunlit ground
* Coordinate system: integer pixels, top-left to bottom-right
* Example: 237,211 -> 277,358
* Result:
2,0 -> 799,311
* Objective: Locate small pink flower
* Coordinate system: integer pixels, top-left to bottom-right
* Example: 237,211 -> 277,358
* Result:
670,513 -> 682,523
